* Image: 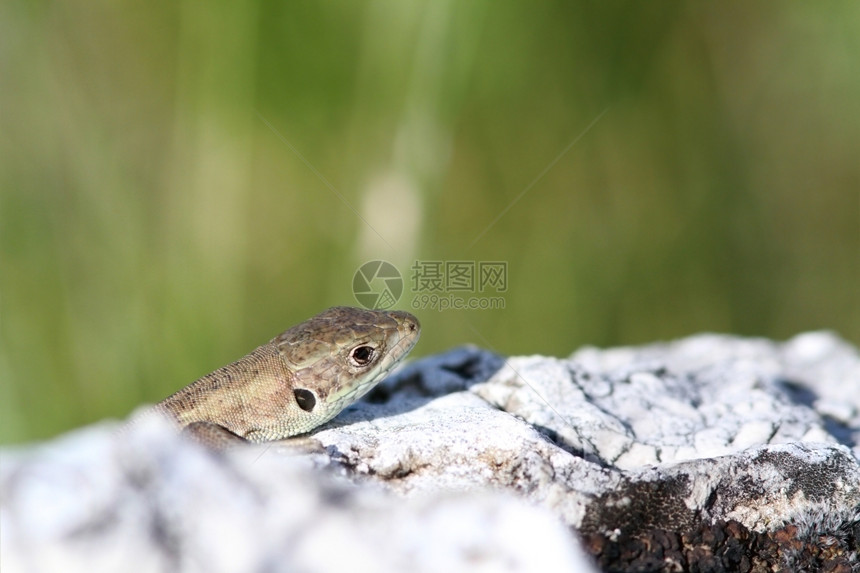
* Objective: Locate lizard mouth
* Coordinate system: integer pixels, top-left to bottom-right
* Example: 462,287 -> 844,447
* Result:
363,309 -> 421,387
387,309 -> 421,360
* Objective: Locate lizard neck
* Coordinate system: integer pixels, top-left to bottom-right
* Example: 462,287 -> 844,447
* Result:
155,343 -> 293,437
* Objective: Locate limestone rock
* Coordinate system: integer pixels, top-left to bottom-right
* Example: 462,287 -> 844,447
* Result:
3,332 -> 859,572
1,415 -> 592,573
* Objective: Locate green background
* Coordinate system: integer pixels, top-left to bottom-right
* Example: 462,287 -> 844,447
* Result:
2,1 -> 858,444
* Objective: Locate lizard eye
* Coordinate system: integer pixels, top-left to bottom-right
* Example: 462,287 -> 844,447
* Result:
349,345 -> 375,367
294,388 -> 316,412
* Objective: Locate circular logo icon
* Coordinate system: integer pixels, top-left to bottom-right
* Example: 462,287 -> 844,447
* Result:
352,260 -> 403,310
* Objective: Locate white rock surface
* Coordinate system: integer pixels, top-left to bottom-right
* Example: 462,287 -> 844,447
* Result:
1,415 -> 593,573
310,334 -> 860,534
3,331 -> 859,572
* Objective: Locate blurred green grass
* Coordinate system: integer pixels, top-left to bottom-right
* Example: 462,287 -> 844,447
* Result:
2,1 -> 858,444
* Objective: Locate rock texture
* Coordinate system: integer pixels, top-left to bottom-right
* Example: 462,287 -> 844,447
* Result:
1,418 -> 591,573
3,331 -> 859,572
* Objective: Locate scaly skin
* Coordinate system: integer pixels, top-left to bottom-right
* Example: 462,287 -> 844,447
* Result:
155,306 -> 420,446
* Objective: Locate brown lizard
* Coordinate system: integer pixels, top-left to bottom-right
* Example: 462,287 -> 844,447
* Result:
153,306 -> 420,447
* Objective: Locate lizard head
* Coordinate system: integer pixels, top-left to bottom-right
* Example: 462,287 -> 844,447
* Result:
273,306 -> 420,434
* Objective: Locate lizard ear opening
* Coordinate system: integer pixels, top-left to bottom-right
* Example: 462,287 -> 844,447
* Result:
294,388 -> 316,412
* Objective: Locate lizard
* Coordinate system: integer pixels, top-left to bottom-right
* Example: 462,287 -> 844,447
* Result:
151,306 -> 420,448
